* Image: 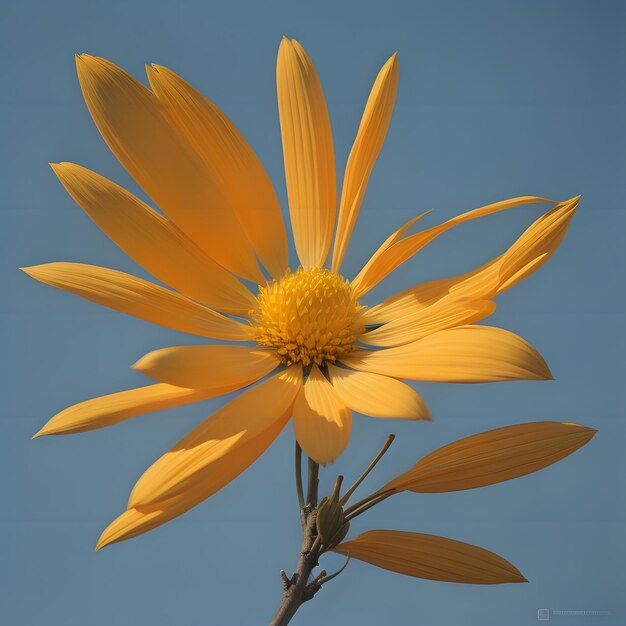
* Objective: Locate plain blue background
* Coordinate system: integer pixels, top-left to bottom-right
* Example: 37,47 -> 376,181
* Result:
1,0 -> 624,624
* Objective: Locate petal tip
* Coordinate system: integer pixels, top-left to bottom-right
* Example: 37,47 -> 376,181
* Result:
20,264 -> 49,281
95,523 -> 118,552
129,358 -> 144,373
31,422 -> 61,438
75,52 -> 91,66
49,162 -> 72,180
384,52 -> 399,78
94,538 -> 107,552
75,53 -> 105,78
575,424 -> 598,441
535,356 -> 553,381
516,569 -> 529,583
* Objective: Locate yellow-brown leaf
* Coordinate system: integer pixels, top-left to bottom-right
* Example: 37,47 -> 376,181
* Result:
333,530 -> 526,584
384,421 -> 596,493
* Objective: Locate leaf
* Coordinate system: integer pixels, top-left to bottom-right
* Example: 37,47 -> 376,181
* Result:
333,530 -> 526,584
384,422 -> 596,493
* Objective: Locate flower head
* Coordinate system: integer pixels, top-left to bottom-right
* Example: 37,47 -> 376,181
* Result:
25,38 -> 578,549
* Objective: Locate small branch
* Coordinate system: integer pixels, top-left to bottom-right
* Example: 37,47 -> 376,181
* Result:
311,569 -> 328,585
316,555 -> 350,586
306,457 -> 319,507
330,475 -> 343,502
340,435 -> 395,506
345,491 -> 394,521
295,443 -> 305,522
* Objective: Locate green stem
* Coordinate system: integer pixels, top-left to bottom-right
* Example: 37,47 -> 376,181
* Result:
316,555 -> 351,585
306,457 -> 319,507
345,491 -> 394,521
330,475 -> 343,502
295,442 -> 305,514
344,488 -> 395,517
340,434 -> 395,506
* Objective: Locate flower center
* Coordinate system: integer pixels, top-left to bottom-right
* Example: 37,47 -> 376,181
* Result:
252,267 -> 365,367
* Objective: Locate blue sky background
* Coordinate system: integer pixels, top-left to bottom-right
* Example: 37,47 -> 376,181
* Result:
2,0 -> 625,624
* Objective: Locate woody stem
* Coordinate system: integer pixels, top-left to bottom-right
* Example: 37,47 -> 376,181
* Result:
270,458 -> 323,626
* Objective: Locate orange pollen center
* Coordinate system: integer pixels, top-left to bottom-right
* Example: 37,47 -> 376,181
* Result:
251,267 -> 365,367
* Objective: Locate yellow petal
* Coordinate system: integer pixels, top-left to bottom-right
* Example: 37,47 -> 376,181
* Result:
384,421 -> 596,493
32,384 -> 225,437
361,297 -> 496,347
353,211 -> 432,299
276,38 -> 337,269
22,263 -> 252,340
292,364 -> 351,464
364,260 -> 501,325
497,196 -> 579,292
352,196 -> 553,297
366,198 -> 578,324
128,366 -> 302,508
75,54 -> 262,282
331,53 -> 399,272
327,364 -> 430,420
51,162 -> 256,314
333,530 -> 527,584
132,345 -> 278,390
96,417 -> 284,550
342,325 -> 552,383
146,64 -> 289,279
97,501 -> 181,550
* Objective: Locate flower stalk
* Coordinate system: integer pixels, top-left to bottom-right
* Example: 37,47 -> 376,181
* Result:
294,442 -> 305,525
271,437 -> 397,624
270,456 -> 324,626
306,457 -> 319,506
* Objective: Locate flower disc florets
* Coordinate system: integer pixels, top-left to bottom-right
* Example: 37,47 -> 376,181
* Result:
252,268 -> 365,367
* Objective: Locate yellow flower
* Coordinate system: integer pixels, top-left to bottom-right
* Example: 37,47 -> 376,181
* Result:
24,38 -> 578,549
